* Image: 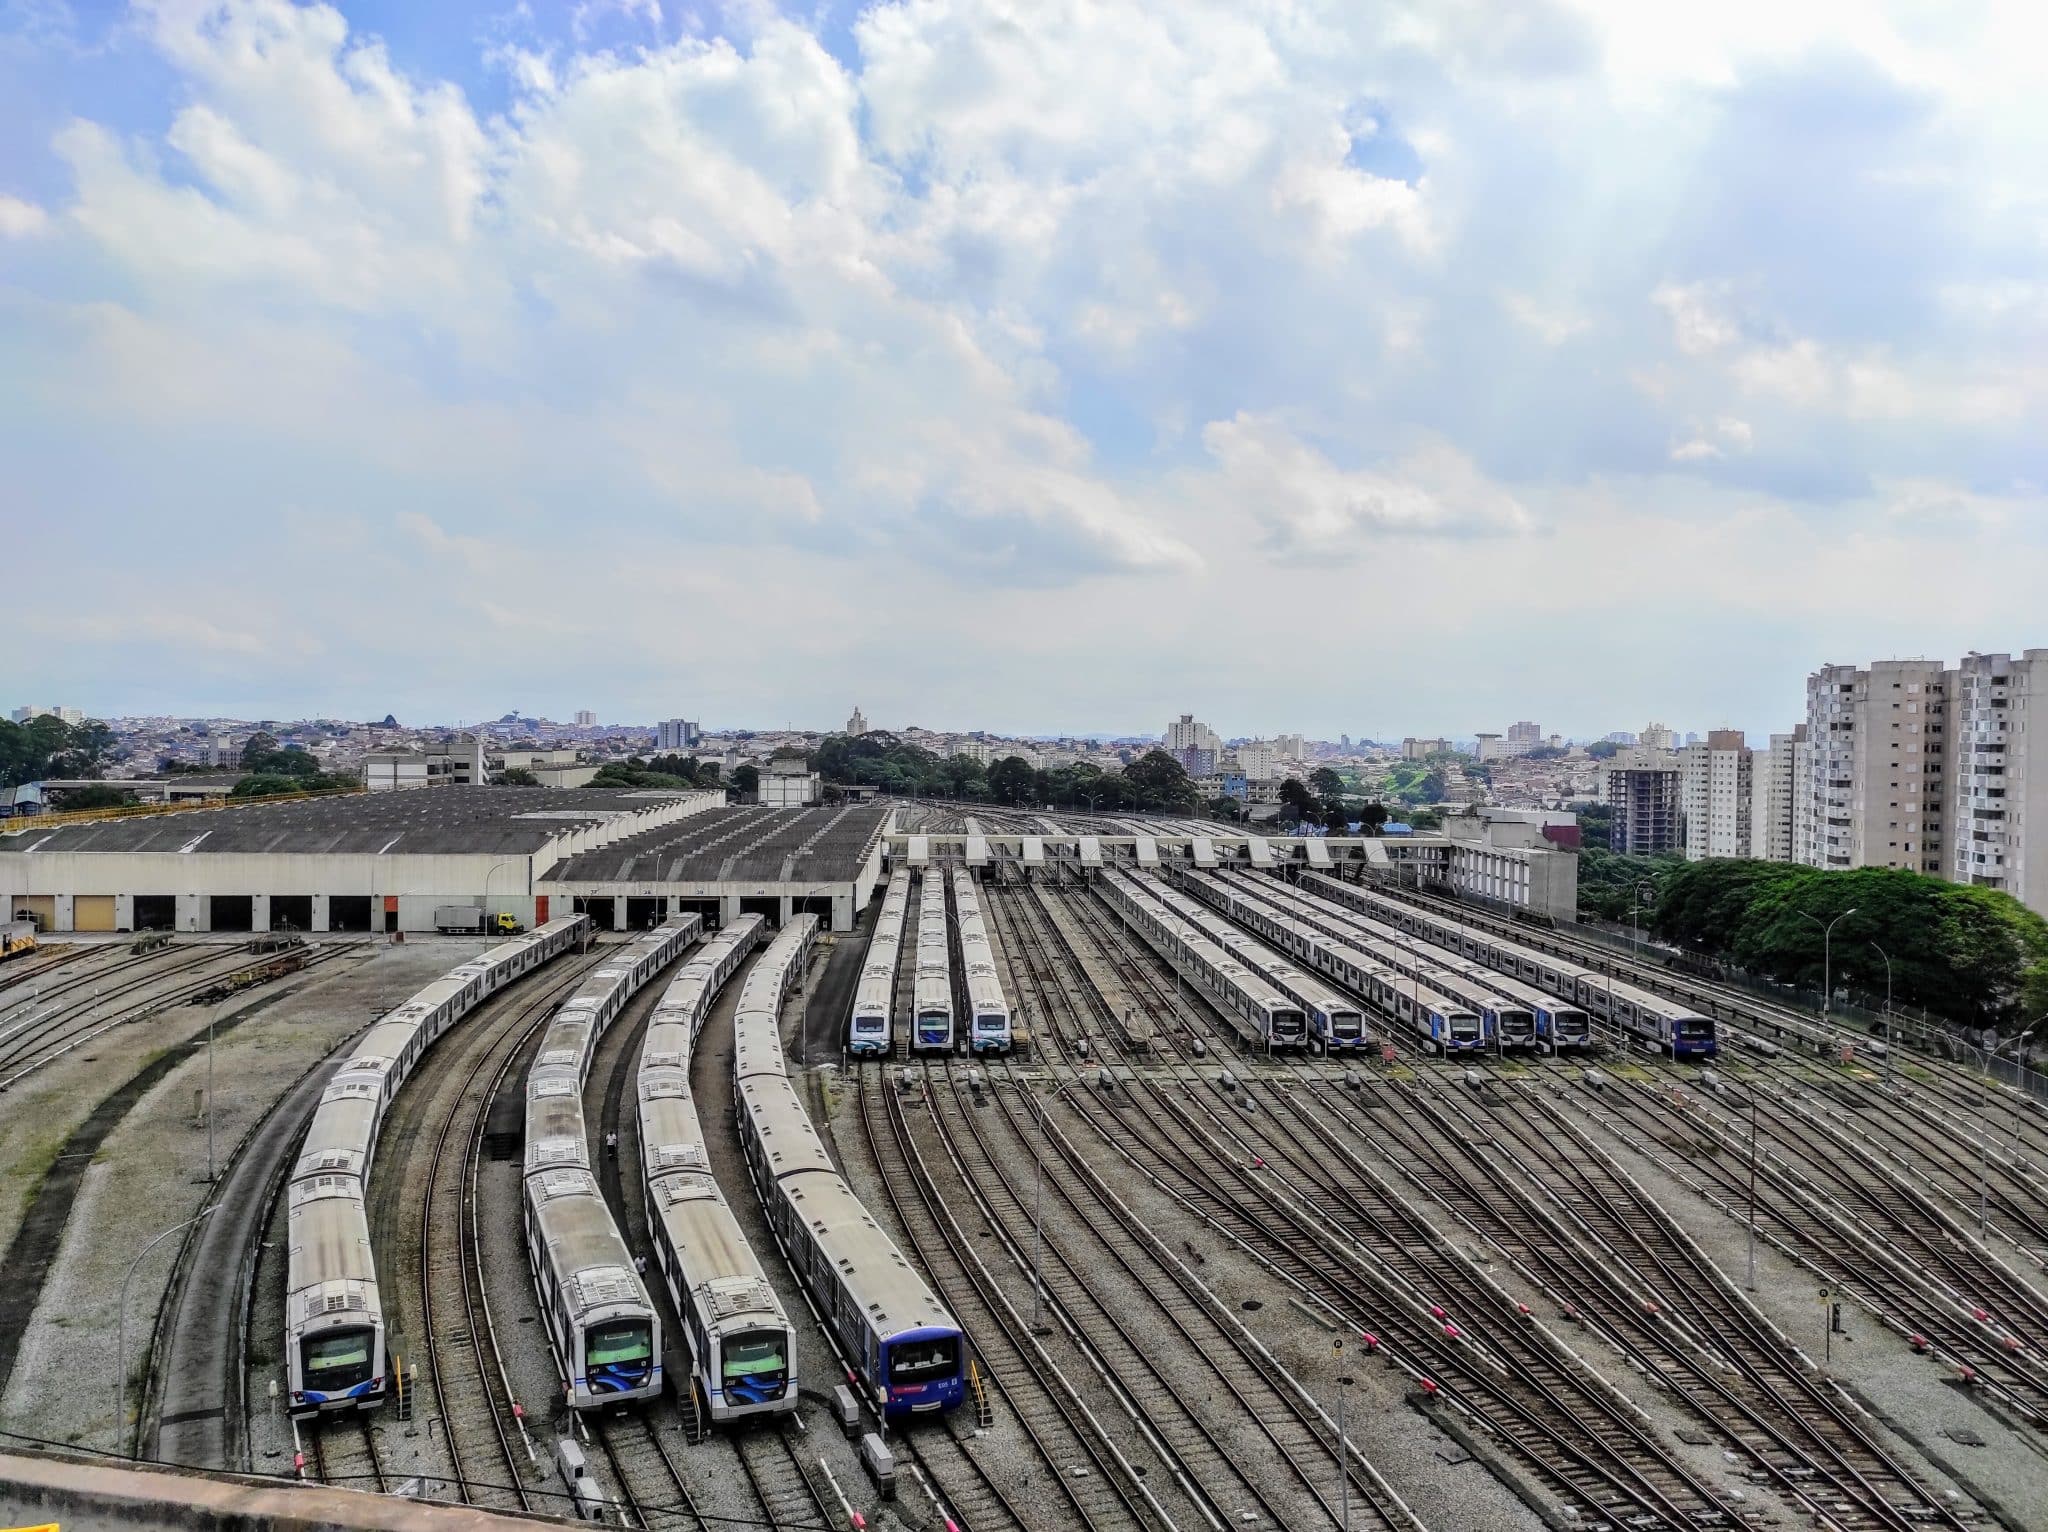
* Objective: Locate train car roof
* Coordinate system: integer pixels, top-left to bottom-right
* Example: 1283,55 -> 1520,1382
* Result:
780,1173 -> 955,1341
738,1073 -> 838,1179
287,1186 -> 377,1290
526,1169 -> 652,1318
649,1175 -> 789,1329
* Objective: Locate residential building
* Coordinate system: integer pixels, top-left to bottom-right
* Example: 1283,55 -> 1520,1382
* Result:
1639,722 -> 1676,752
1680,730 -> 1754,861
1506,720 -> 1542,745
363,733 -> 484,792
1748,726 -> 1805,863
1605,754 -> 1682,854
574,710 -> 597,728
1235,740 -> 1279,780
846,706 -> 869,737
1603,731 -> 1637,746
1174,746 -> 1217,778
1801,658 -> 1950,874
1166,714 -> 1222,755
657,718 -> 701,752
1274,734 -> 1306,760
204,733 -> 234,768
1951,650 -> 2048,913
11,706 -> 85,726
1402,737 -> 1450,760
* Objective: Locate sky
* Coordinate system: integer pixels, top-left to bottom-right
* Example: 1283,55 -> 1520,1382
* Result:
3,1 -> 2045,742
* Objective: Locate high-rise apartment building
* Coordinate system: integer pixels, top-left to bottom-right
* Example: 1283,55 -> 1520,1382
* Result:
574,709 -> 597,728
1402,737 -> 1450,760
1274,734 -> 1306,759
1639,722 -> 1676,752
1801,659 -> 1950,874
1748,726 -> 1805,863
657,718 -> 701,752
1166,714 -> 1221,755
1605,753 -> 1683,854
846,706 -> 869,737
1680,730 -> 1753,860
1234,740 -> 1279,780
1951,650 -> 2048,911
1506,720 -> 1542,745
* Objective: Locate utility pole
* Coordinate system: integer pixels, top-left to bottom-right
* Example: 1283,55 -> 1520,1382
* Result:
1333,1338 -> 1351,1532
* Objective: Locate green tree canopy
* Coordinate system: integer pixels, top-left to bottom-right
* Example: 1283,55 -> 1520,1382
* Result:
731,763 -> 760,796
499,767 -> 540,786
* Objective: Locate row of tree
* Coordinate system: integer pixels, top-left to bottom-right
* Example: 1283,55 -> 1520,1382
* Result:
1607,858 -> 2048,1027
0,715 -> 117,787
812,732 -> 1204,814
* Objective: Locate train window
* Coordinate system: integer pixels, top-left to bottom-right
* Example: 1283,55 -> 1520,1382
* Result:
890,1335 -> 960,1383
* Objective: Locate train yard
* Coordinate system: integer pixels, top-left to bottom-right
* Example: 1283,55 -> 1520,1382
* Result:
4,808 -> 2046,1532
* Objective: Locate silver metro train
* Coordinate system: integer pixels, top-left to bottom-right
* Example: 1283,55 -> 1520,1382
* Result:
522,919 -> 698,1409
1099,872 -> 1308,1051
849,869 -> 912,1057
634,915 -> 802,1428
733,918 -> 969,1418
287,916 -> 590,1417
950,868 -> 1013,1055
912,875 -> 954,1052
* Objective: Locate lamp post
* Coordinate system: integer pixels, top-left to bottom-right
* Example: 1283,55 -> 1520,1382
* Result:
1746,1080 -> 1762,1289
1333,1338 -> 1352,1532
1867,941 -> 1894,1086
1797,907 -> 1858,1018
117,1206 -> 216,1454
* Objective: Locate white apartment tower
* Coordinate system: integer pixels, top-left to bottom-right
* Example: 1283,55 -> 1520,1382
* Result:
1235,740 -> 1279,780
1639,721 -> 1676,752
1680,730 -> 1754,860
1748,726 -> 1805,863
1506,720 -> 1542,745
1951,650 -> 2048,912
846,706 -> 869,737
1801,659 -> 1950,874
1166,714 -> 1221,755
574,709 -> 597,728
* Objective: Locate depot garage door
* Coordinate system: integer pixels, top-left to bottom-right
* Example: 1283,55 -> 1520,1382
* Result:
73,895 -> 116,932
11,895 -> 53,929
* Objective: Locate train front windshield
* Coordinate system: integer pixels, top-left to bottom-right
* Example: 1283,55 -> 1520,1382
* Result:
975,1012 -> 1007,1036
303,1327 -> 375,1393
889,1334 -> 960,1385
1675,1018 -> 1715,1044
853,1013 -> 885,1038
722,1330 -> 789,1401
917,1009 -> 949,1042
586,1321 -> 653,1374
1500,1008 -> 1535,1040
1271,1008 -> 1306,1040
1449,1011 -> 1481,1041
1330,1010 -> 1364,1040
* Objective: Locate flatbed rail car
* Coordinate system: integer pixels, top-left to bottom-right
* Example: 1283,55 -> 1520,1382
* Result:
1149,871 -> 1365,1051
1297,873 -> 1717,1058
912,874 -> 954,1053
1173,871 -> 1480,1054
850,869 -> 912,1057
635,915 -> 798,1428
523,919 -> 699,1408
1,917 -> 37,961
286,915 -> 590,1418
733,918 -> 969,1419
1215,873 -> 1572,1053
1098,871 -> 1308,1052
950,868 -> 1012,1055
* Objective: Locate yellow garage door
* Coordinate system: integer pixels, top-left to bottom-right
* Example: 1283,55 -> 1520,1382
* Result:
11,895 -> 53,929
74,895 -> 116,932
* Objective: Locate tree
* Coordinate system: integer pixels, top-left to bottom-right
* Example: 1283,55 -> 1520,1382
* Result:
56,784 -> 135,810
1123,750 -> 1199,812
988,755 -> 1037,806
1278,778 -> 1317,818
499,767 -> 540,786
731,764 -> 760,796
1588,740 -> 1622,759
1575,803 -> 1614,851
1360,800 -> 1390,836
1309,767 -> 1345,803
239,732 -> 279,770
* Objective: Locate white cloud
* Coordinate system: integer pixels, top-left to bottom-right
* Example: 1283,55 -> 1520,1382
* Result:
0,194 -> 50,238
1198,414 -> 1534,560
1500,291 -> 1588,344
1651,281 -> 1738,355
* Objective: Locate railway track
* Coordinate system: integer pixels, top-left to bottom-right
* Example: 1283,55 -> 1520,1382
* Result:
856,1063 -> 1142,1532
407,947 -> 613,1510
302,1410 -> 386,1493
0,941 -> 347,1088
589,1411 -> 708,1531
1315,1073 -> 1970,1530
1014,883 -> 1749,1531
734,1421 -> 833,1532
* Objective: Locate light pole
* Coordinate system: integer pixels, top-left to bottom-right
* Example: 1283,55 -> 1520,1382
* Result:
205,1003 -> 216,1182
1867,941 -> 1894,1085
118,1206 -> 216,1454
1796,907 -> 1858,1017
